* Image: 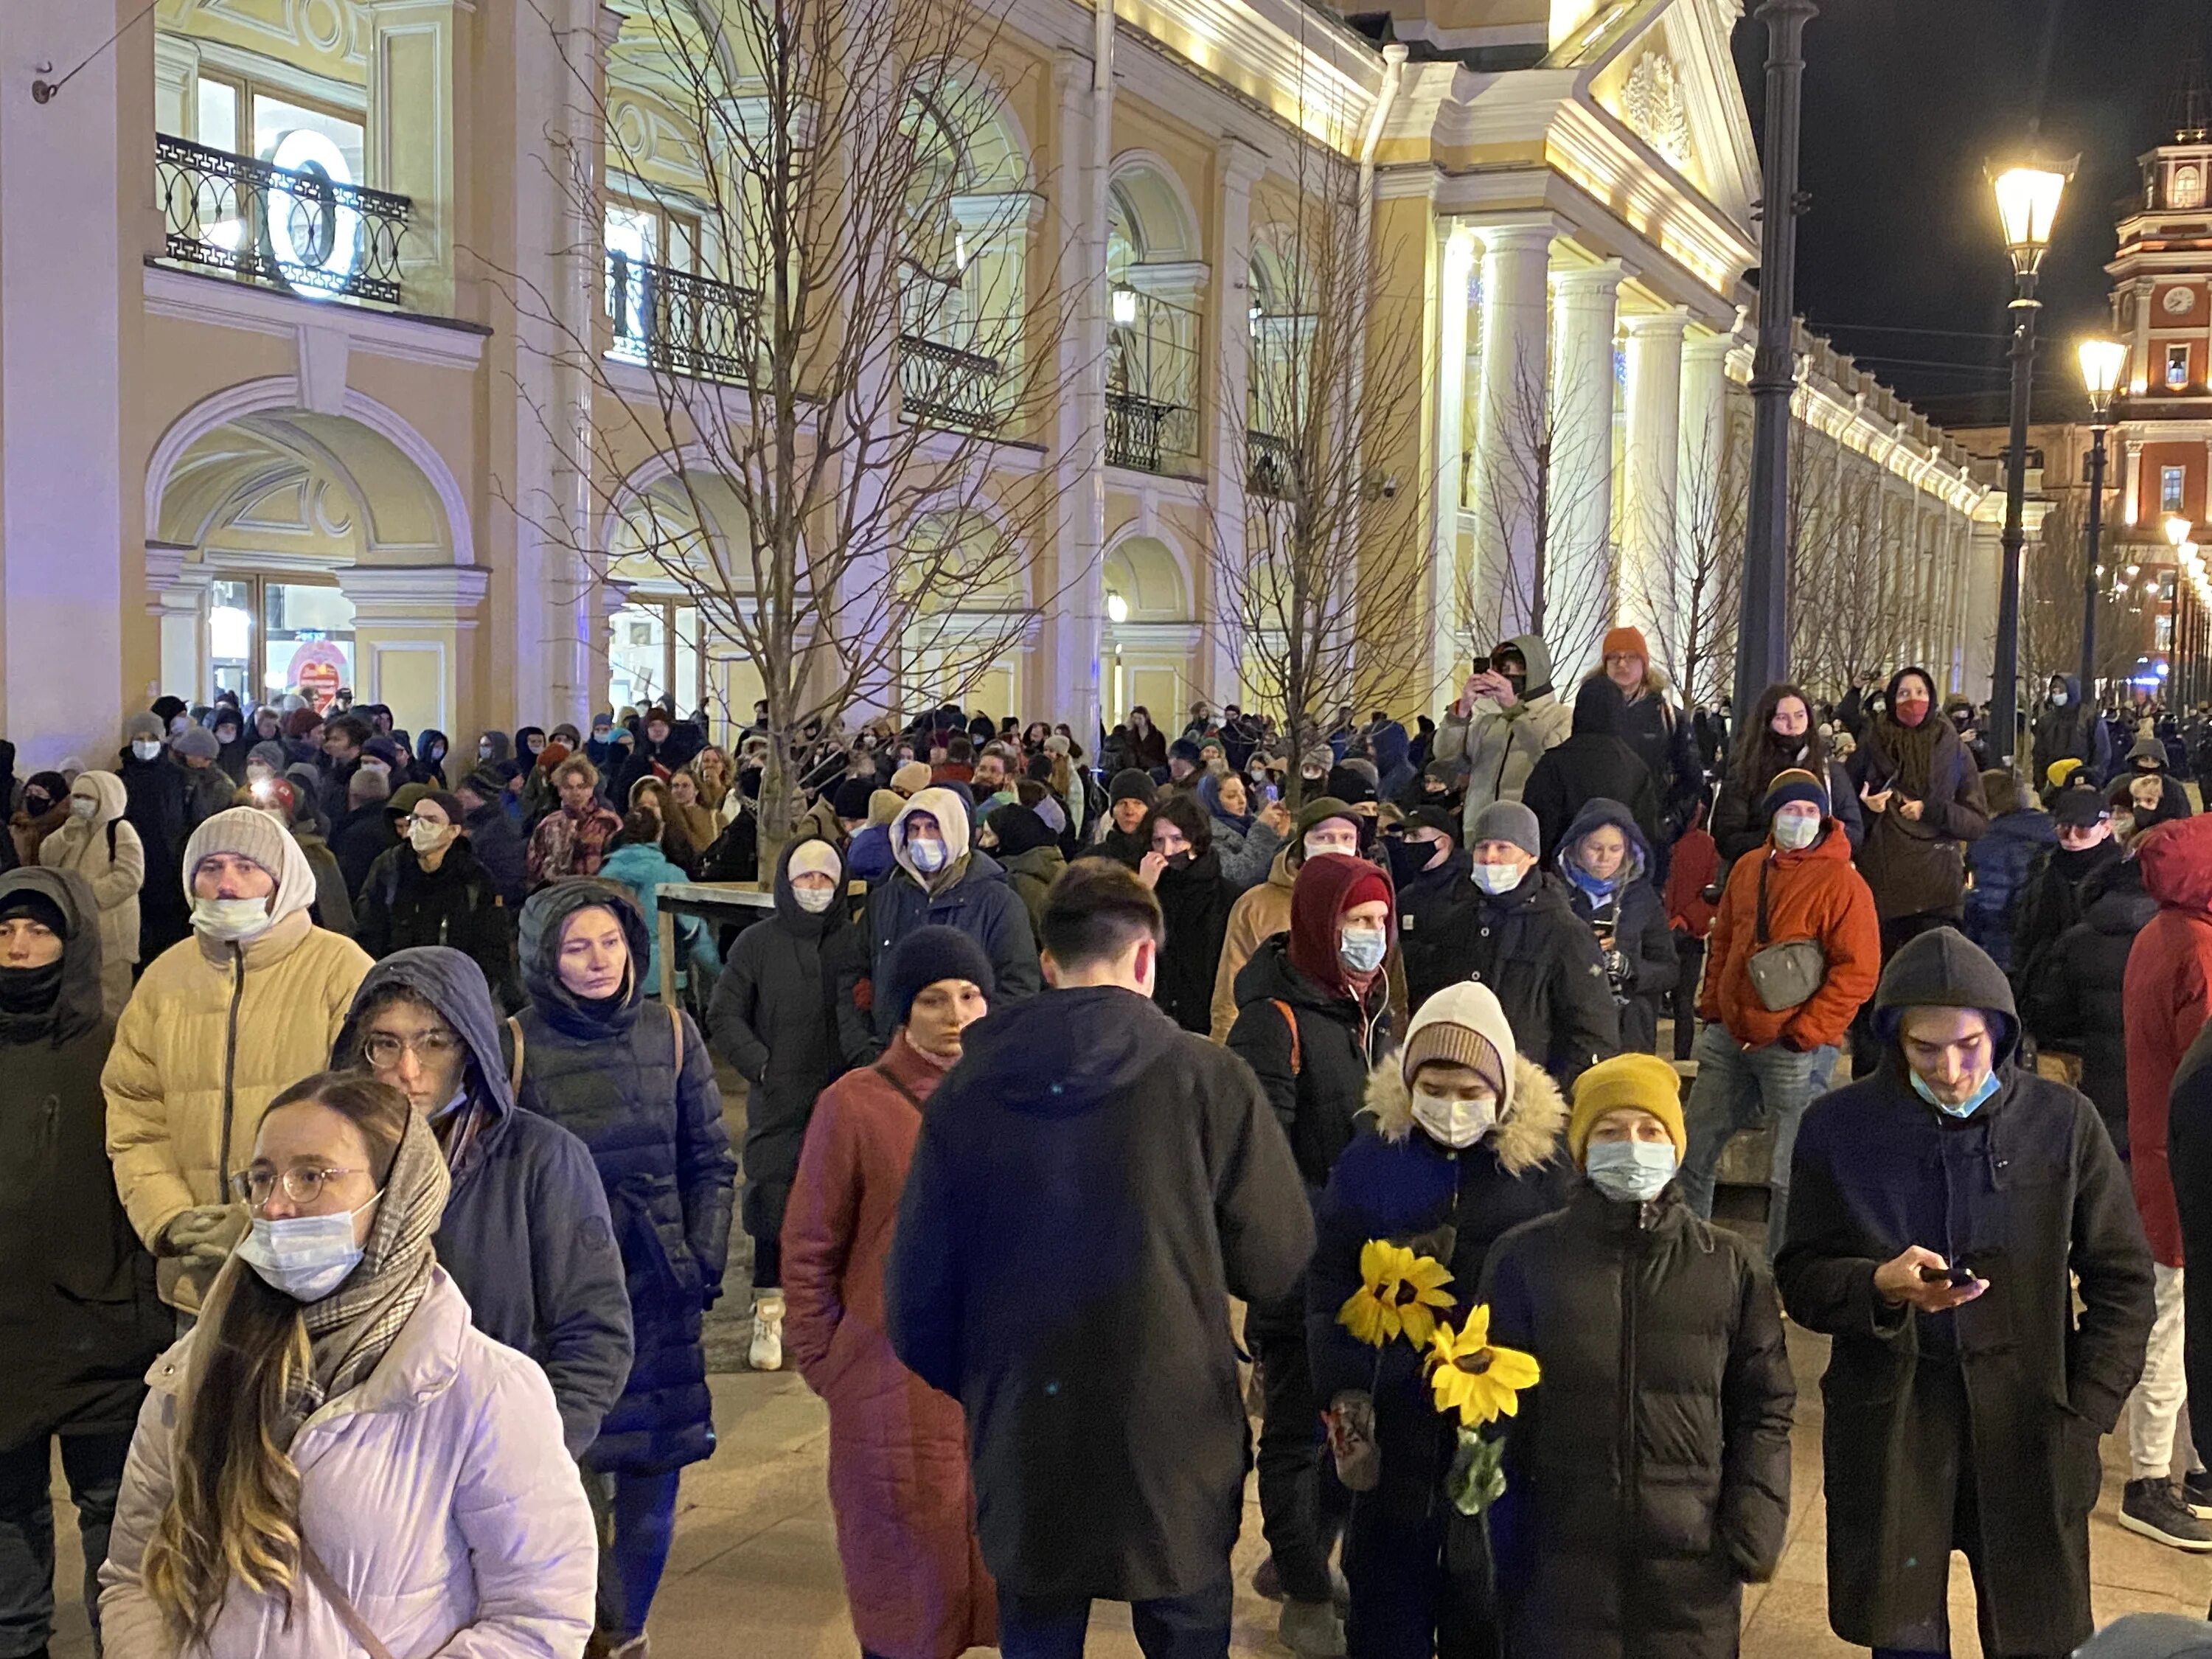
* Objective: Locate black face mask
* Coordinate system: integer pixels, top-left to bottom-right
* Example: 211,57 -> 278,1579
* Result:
1165,849 -> 1194,871
22,792 -> 49,816
0,959 -> 63,1017
1384,837 -> 1435,887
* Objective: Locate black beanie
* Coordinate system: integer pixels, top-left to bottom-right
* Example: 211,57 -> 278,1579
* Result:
0,888 -> 69,936
882,925 -> 996,1027
832,777 -> 877,821
1110,768 -> 1158,807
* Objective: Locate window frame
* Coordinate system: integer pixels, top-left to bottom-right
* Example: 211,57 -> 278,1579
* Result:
2168,343 -> 2191,391
2163,465 -> 2188,515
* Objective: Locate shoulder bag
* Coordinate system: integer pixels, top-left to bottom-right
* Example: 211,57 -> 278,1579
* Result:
1744,855 -> 1827,1014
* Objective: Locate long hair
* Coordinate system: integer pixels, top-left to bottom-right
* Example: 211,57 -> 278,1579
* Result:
142,1074 -> 410,1644
1737,683 -> 1828,801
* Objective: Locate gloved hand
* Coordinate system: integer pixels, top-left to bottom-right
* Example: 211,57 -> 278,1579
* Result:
1324,1390 -> 1380,1493
160,1203 -> 248,1266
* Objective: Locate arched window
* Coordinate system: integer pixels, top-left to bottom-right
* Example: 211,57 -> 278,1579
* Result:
1104,167 -> 1203,473
2175,164 -> 2205,209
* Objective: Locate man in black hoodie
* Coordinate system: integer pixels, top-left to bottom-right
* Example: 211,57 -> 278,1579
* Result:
2034,673 -> 2112,790
888,861 -> 1311,1657
335,946 -> 633,1455
116,711 -> 192,960
1520,676 -> 1663,863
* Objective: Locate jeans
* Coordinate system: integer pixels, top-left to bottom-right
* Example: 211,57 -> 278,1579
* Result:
1245,1286 -> 1347,1604
2126,1263 -> 2197,1482
1670,933 -> 1705,1062
588,1468 -> 683,1641
0,1430 -> 132,1659
1679,1024 -> 1836,1257
997,1576 -> 1233,1659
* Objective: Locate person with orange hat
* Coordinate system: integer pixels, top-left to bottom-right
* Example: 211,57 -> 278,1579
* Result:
1596,626 -> 1705,871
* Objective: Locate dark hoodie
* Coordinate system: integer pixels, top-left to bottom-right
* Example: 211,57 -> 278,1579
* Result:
2025,856 -> 2154,1156
1554,797 -> 1678,1054
2033,675 -> 2111,790
707,838 -> 857,1265
414,729 -> 450,788
2109,735 -> 2194,824
513,879 -> 736,1474
0,867 -> 167,1448
885,983 -> 1312,1601
1522,678 -> 1663,862
331,947 -> 633,1455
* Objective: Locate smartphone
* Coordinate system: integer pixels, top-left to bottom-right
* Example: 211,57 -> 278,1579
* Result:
1917,1264 -> 1979,1287
1262,784 -> 1280,804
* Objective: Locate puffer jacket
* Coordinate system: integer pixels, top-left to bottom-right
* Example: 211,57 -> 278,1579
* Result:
1555,797 -> 1678,1054
1225,933 -> 1391,1188
1964,806 -> 2057,972
0,868 -> 167,1453
2124,816 -> 2212,1267
2025,855 -> 2152,1158
1699,817 -> 1881,1054
1210,845 -> 1297,1042
1481,1187 -> 1795,1658
513,879 -> 737,1475
98,1269 -> 597,1659
1431,632 -> 1574,835
38,768 -> 144,1018
102,823 -> 372,1311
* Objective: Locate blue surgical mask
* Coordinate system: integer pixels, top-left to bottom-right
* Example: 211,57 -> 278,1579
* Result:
1910,1067 -> 2000,1119
1472,861 -> 1523,896
235,1196 -> 378,1301
1585,1139 -> 1678,1203
1338,925 -> 1388,974
908,836 -> 948,874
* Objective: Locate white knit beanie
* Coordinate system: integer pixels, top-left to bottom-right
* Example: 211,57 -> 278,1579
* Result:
181,807 -> 317,924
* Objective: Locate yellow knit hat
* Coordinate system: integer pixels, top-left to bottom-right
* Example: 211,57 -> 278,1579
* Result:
2045,757 -> 2084,791
1567,1054 -> 1687,1164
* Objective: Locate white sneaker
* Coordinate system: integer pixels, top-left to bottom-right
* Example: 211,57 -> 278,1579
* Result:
749,1293 -> 785,1371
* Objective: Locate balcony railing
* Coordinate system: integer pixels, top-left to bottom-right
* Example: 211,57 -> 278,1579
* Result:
608,254 -> 761,385
1106,391 -> 1197,473
1248,430 -> 1300,500
899,335 -> 1003,431
155,133 -> 410,307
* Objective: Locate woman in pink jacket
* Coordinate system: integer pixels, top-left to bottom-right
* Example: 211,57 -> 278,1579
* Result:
98,1071 -> 597,1658
783,925 -> 997,1659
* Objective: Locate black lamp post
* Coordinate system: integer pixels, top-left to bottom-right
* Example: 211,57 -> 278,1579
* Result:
1986,154 -> 2075,772
2076,338 -> 2124,703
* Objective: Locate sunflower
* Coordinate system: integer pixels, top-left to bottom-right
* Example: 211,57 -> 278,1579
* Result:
1427,1305 -> 1541,1427
1337,1239 -> 1455,1349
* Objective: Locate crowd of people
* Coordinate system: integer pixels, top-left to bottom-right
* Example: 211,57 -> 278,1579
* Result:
5,633 -> 2212,1659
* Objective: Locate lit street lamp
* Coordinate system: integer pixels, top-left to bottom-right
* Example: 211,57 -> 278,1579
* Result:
2076,338 -> 2125,700
1987,153 -> 2075,771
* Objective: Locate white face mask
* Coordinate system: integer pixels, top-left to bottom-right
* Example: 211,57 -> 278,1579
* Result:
236,1197 -> 377,1302
1471,861 -> 1523,895
407,820 -> 451,855
131,739 -> 163,762
1411,1087 -> 1498,1149
793,886 -> 837,914
1585,1140 -> 1678,1203
191,895 -> 274,942
1772,813 -> 1821,852
69,795 -> 97,820
1304,833 -> 1357,861
908,836 -> 948,874
1338,925 -> 1388,974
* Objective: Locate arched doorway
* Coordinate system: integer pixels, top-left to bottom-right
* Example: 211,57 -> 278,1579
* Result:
1102,535 -> 1197,726
602,472 -> 765,742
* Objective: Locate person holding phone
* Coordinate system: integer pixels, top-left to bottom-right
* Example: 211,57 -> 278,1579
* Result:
1843,667 -> 1990,962
1430,634 -> 1573,840
1777,927 -> 2153,1658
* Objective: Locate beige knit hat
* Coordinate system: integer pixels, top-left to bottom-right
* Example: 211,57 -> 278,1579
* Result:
890,760 -> 933,796
180,806 -> 319,925
1399,981 -> 1511,1101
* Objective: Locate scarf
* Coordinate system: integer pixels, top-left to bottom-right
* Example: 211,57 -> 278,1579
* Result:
1872,712 -> 1944,799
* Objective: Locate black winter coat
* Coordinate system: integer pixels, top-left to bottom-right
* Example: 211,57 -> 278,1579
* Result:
1523,737 -> 1662,865
180,761 -> 235,831
332,800 -> 400,897
116,748 -> 190,960
1482,1188 -> 1795,1659
1776,933 -> 2153,1654
2010,838 -> 2125,993
463,799 -> 529,909
707,838 -> 855,1248
0,867 -> 167,1450
333,947 -> 633,1456
1152,852 -> 1233,1034
1403,869 -> 1618,1086
1844,720 -> 1990,922
886,986 -> 1313,1603
1962,807 -> 2056,973
514,879 -> 737,1475
1556,798 -> 1678,1056
1225,935 -> 1390,1188
2024,856 -> 2154,1156
1614,688 -> 1706,852
352,841 -> 518,1008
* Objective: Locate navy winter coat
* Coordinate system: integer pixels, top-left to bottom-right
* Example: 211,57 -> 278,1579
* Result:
333,946 -> 633,1456
1963,807 -> 2056,972
1555,798 -> 1679,1054
514,880 -> 737,1475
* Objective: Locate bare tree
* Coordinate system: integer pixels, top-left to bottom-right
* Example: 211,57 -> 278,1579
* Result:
1624,403 -> 1747,712
2023,489 -> 2152,697
1221,137 -> 1430,809
1784,439 -> 1924,699
498,0 -> 1082,846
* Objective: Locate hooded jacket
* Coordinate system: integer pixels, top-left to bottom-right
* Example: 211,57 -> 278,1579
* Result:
462,793 -> 529,908
597,836 -> 717,995
0,867 -> 167,1451
1698,815 -> 1881,1054
1777,928 -> 2153,1655
1431,633 -> 1574,835
38,768 -> 144,1018
886,985 -> 1312,1601
1844,712 -> 1990,922
98,1269 -> 597,1659
2011,832 -> 2126,991
513,880 -> 735,1474
1554,798 -> 1677,1054
709,837 -> 856,1256
352,836 -> 518,1007
1963,800 -> 2056,972
2124,816 -> 2212,1267
844,787 -> 1040,1058
116,740 -> 192,961
2032,675 -> 2112,788
2110,739 -> 2196,825
1610,677 -> 1708,852
102,818 -> 373,1311
1521,678 -> 1664,862
331,949 -> 633,1456
2025,855 -> 2153,1158
982,804 -> 1067,933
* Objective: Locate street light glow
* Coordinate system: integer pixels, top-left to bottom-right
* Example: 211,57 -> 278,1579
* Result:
2078,337 -> 2126,417
1989,159 -> 2074,275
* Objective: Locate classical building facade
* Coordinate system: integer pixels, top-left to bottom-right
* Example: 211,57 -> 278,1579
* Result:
0,0 -> 1996,770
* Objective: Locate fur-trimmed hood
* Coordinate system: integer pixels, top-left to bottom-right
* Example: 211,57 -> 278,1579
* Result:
1362,1050 -> 1568,1175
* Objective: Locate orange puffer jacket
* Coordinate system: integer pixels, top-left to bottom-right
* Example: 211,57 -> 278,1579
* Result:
1697,821 -> 1880,1053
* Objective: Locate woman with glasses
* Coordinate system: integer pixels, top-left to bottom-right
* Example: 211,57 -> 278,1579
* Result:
335,946 -> 633,1457
352,786 -> 520,1011
512,880 -> 735,1659
98,1071 -> 597,1657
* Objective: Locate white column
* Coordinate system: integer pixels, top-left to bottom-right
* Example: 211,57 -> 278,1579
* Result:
1966,514 -> 2004,700
145,545 -> 211,700
1206,137 -> 1265,707
1619,307 -> 1686,652
1546,260 -> 1623,653
1428,222 -> 1478,703
1,0 -> 130,768
1048,47 -> 1109,737
2131,279 -> 2156,395
1468,220 -> 1554,643
366,0 -> 459,315
153,32 -> 198,138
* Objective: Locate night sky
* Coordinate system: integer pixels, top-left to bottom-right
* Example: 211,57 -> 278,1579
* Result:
1731,0 -> 2212,428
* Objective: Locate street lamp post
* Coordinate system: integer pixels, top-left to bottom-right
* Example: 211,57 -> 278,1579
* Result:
2076,338 -> 2126,703
1987,155 -> 2075,772
2169,518 -> 2194,711
1733,0 -> 1818,723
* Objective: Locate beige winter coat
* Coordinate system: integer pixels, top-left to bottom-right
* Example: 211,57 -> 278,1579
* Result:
102,827 -> 371,1311
38,769 -> 142,1018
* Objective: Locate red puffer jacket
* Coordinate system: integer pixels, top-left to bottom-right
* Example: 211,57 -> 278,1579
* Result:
1697,819 -> 1880,1054
2124,815 -> 2212,1266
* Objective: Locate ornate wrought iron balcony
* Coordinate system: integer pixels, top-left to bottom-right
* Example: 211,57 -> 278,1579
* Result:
1248,430 -> 1299,499
154,133 -> 410,307
1105,390 -> 1197,474
608,254 -> 762,385
898,335 -> 1004,431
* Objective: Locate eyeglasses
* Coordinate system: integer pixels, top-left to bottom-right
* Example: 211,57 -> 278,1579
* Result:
362,1029 -> 462,1068
231,1165 -> 366,1207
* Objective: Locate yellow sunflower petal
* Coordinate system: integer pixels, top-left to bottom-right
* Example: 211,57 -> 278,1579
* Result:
1485,1346 -> 1542,1391
1427,1321 -> 1457,1370
1406,1255 -> 1455,1294
1457,1304 -> 1492,1352
1400,1302 -> 1441,1350
1338,1287 -> 1386,1348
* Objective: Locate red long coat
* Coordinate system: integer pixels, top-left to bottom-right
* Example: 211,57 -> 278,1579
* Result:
2124,815 -> 2212,1266
782,1032 -> 995,1659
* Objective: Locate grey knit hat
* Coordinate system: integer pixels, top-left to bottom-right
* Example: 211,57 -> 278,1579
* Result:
1469,799 -> 1540,858
123,712 -> 164,742
171,726 -> 220,761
